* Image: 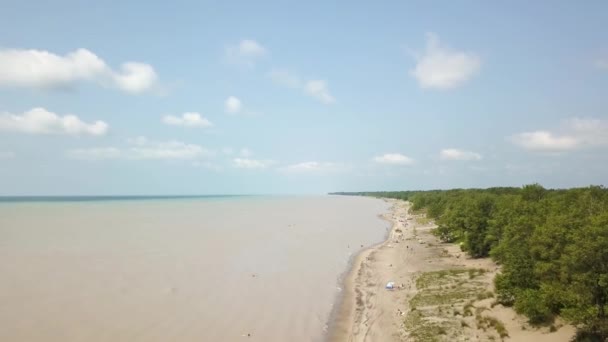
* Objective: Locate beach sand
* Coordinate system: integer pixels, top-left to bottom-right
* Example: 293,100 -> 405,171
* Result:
328,199 -> 576,342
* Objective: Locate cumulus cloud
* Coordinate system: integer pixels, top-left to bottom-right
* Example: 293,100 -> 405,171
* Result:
373,153 -> 415,165
221,147 -> 252,156
281,161 -> 343,173
126,137 -> 212,160
232,158 -> 275,169
510,118 -> 608,152
225,96 -> 242,114
192,161 -> 223,172
304,80 -> 335,104
237,40 -> 267,56
439,148 -> 482,161
225,39 -> 267,67
268,68 -> 301,88
510,131 -> 578,151
112,62 -> 158,93
239,148 -> 253,157
0,48 -> 105,88
67,147 -> 122,161
595,57 -> 608,70
409,33 -> 481,89
268,69 -> 336,105
0,48 -> 158,93
0,107 -> 108,136
221,147 -> 234,155
0,151 -> 15,160
68,137 -> 212,161
162,112 -> 213,128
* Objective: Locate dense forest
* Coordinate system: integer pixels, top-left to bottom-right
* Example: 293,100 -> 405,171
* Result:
331,185 -> 608,341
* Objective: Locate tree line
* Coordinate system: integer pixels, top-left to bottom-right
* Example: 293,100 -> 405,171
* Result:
331,185 -> 608,340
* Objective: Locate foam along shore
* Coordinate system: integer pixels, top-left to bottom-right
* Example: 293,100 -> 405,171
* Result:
327,199 -> 576,342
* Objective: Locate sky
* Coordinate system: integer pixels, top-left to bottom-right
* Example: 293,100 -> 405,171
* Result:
0,0 -> 607,195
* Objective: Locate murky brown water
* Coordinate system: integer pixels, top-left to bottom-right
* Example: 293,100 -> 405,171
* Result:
0,196 -> 389,341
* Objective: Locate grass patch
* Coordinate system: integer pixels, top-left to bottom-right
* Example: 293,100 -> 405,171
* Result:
409,207 -> 427,215
410,288 -> 481,307
475,306 -> 488,316
476,291 -> 494,300
468,268 -> 487,279
416,216 -> 432,225
415,269 -> 469,289
476,315 -> 509,338
405,268 -> 501,341
404,309 -> 451,342
463,300 -> 476,315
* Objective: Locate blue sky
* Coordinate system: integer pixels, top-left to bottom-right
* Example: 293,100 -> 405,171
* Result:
0,0 -> 607,195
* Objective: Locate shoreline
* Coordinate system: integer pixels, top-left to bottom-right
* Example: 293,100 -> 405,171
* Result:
327,198 -> 576,342
324,199 -> 395,341
326,198 -> 415,341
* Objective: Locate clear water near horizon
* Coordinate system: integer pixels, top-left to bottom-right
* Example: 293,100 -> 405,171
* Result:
0,195 -> 390,341
0,194 -> 262,203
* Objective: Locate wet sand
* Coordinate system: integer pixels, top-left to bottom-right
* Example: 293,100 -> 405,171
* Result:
328,199 -> 576,342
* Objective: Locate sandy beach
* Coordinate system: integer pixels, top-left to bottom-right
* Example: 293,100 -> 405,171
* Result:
328,199 -> 576,342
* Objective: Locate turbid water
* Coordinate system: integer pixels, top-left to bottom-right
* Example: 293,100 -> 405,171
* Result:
0,195 -> 389,341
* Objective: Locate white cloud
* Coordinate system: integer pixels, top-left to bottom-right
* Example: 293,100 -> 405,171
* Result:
268,69 -> 336,105
268,68 -> 301,88
225,96 -> 242,114
67,147 -> 122,161
567,118 -> 608,146
510,118 -> 608,152
0,48 -> 158,94
112,62 -> 158,94
373,153 -> 415,165
0,151 -> 15,160
222,147 -> 251,156
0,107 -> 108,136
239,148 -> 253,157
281,161 -> 343,173
232,158 -> 275,169
225,39 -> 267,67
162,112 -> 213,128
595,57 -> 608,70
304,80 -> 335,104
127,137 -> 212,160
192,161 -> 223,172
0,48 -> 105,88
237,40 -> 267,56
68,137 -> 212,161
510,131 -> 578,151
439,148 -> 482,161
409,33 -> 481,89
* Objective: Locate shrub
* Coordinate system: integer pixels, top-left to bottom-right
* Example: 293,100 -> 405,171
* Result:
513,289 -> 553,324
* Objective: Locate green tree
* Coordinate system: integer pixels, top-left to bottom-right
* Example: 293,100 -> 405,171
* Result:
561,213 -> 608,339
